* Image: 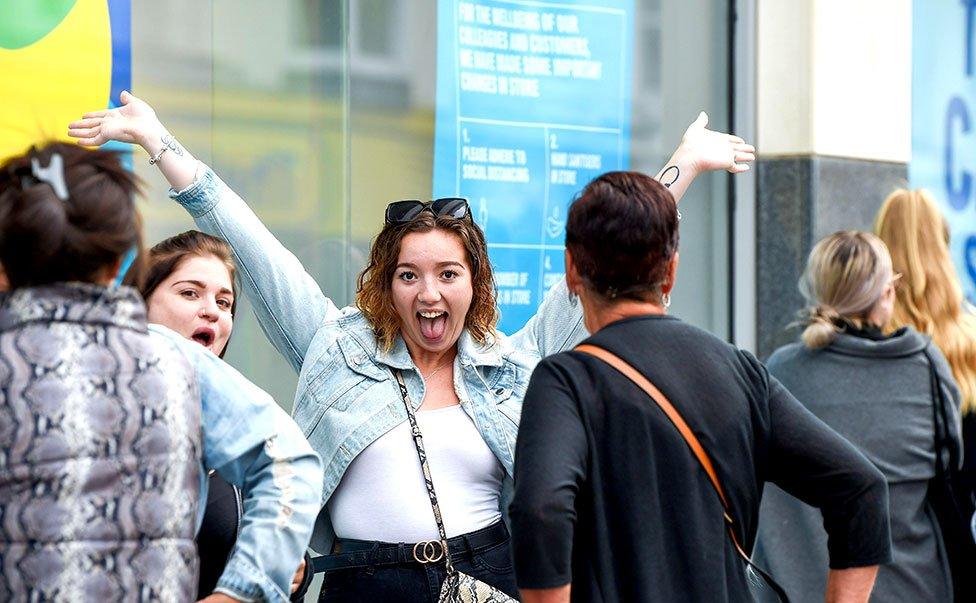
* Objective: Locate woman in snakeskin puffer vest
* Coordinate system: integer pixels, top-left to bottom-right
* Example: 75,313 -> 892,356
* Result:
0,142 -> 325,602
0,142 -> 203,601
0,283 -> 204,601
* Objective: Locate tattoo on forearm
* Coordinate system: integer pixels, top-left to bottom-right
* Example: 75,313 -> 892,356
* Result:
659,165 -> 680,188
161,134 -> 185,157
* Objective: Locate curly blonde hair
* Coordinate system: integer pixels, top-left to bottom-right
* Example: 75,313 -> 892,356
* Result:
875,188 -> 976,414
356,214 -> 497,352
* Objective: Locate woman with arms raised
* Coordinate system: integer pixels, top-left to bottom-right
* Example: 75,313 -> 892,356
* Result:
70,91 -> 754,601
0,143 -> 322,602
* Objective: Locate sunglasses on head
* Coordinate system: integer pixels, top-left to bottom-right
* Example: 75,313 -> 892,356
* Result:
384,197 -> 471,225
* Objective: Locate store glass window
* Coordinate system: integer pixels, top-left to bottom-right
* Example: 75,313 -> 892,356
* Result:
133,0 -> 731,410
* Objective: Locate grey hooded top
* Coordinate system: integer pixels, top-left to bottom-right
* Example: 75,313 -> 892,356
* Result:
754,326 -> 961,602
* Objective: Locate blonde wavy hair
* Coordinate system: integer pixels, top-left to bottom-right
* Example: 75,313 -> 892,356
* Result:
356,213 -> 498,352
875,188 -> 976,414
799,231 -> 894,349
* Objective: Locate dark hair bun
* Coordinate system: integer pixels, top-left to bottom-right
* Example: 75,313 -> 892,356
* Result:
0,142 -> 143,287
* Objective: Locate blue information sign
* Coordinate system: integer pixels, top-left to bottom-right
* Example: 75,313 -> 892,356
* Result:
910,0 -> 976,301
433,0 -> 634,332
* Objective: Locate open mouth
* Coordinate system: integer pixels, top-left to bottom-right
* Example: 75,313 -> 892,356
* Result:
191,327 -> 216,348
417,310 -> 448,341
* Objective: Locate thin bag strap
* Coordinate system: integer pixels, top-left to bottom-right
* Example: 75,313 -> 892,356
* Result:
921,346 -> 955,475
575,345 -> 737,535
575,344 -> 789,602
922,348 -> 946,475
393,369 -> 455,574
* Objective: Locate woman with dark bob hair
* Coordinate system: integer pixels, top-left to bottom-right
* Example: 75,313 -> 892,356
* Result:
0,142 -> 322,602
509,172 -> 893,603
71,92 -> 753,601
131,231 -> 313,599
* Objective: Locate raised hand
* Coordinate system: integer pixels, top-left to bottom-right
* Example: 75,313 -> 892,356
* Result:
68,90 -> 162,147
69,91 -> 198,189
654,112 -> 755,203
678,111 -> 755,175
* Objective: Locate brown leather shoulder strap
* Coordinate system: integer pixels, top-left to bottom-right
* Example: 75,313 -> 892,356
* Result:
575,343 -> 751,559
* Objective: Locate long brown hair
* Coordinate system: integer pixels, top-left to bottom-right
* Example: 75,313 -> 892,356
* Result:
0,142 -> 144,287
356,214 -> 497,351
875,189 -> 976,414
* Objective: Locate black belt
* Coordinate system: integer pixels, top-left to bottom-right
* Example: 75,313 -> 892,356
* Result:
311,521 -> 509,574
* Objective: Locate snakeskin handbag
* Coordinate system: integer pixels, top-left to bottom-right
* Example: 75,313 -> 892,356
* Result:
393,371 -> 518,603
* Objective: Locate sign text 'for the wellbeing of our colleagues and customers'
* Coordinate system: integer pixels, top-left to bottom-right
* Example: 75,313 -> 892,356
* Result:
433,0 -> 633,332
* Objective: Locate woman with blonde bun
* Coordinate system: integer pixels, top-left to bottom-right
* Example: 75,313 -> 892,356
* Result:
754,231 -> 962,603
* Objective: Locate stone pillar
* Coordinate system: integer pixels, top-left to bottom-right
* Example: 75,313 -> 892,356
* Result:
753,0 -> 912,358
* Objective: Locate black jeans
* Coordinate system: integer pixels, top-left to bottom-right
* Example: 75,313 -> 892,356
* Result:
316,522 -> 519,602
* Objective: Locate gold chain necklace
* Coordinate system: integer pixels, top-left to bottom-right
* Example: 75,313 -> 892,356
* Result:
421,358 -> 452,381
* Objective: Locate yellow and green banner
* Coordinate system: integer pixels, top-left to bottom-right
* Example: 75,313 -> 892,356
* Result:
0,0 -> 130,162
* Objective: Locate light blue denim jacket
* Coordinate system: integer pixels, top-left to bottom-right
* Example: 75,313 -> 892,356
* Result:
148,324 -> 324,601
170,166 -> 588,553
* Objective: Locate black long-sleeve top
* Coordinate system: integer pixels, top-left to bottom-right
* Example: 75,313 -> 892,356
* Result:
509,315 -> 892,602
197,473 -> 313,600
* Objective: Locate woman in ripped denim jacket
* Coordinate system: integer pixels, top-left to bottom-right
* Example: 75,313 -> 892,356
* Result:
70,91 -> 754,601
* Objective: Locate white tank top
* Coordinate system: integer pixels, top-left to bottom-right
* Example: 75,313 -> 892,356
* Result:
328,405 -> 505,542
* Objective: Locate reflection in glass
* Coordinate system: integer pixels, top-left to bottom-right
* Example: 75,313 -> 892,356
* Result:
133,0 -> 730,409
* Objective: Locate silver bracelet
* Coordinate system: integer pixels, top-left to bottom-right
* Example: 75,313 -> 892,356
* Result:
148,145 -> 168,165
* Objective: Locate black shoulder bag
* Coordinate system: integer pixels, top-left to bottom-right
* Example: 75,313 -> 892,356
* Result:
922,346 -> 976,601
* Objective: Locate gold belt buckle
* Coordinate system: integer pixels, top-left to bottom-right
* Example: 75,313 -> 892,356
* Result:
412,539 -> 445,564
